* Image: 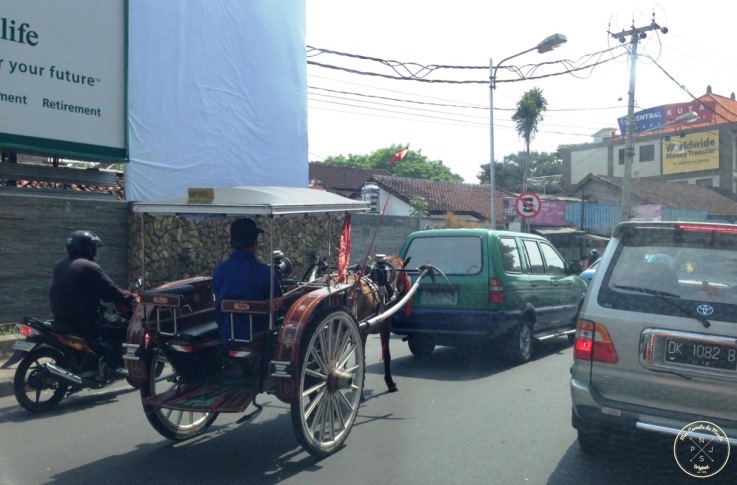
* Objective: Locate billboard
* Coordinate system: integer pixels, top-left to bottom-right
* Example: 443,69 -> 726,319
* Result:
529,199 -> 569,226
125,1 -> 307,201
617,100 -> 716,136
0,1 -> 126,161
662,131 -> 719,175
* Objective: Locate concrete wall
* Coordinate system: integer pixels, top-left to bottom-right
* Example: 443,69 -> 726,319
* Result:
0,193 -> 130,323
0,193 -> 423,324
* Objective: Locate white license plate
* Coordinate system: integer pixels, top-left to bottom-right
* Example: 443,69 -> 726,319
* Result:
12,341 -> 36,352
423,290 -> 455,303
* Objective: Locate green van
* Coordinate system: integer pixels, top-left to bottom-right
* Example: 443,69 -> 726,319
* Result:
392,228 -> 586,363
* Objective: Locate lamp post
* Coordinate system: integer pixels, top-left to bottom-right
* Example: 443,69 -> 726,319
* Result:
489,34 -> 567,229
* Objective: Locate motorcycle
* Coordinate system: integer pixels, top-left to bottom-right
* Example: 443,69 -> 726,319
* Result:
10,302 -> 140,413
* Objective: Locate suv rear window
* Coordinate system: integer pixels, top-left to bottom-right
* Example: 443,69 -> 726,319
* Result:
598,225 -> 737,322
403,236 -> 483,275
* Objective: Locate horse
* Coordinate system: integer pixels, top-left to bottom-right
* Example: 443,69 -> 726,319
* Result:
351,255 -> 411,393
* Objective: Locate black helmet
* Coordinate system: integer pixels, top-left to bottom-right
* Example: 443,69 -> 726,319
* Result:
66,230 -> 103,261
588,249 -> 599,259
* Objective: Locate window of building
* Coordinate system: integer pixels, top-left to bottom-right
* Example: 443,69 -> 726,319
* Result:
639,144 -> 655,162
618,148 -> 625,165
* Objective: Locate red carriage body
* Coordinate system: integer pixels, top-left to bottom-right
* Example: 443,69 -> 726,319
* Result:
122,187 -> 431,457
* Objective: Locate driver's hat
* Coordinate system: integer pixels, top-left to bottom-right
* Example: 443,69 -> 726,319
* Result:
230,218 -> 263,249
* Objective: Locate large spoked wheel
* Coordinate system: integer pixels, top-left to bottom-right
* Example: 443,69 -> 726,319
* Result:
291,307 -> 365,458
13,348 -> 69,412
140,347 -> 218,441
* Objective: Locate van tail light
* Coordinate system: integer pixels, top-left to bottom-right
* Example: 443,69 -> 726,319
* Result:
489,278 -> 505,304
573,319 -> 618,364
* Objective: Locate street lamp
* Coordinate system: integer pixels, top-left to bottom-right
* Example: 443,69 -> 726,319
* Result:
657,111 -> 699,130
489,34 -> 567,229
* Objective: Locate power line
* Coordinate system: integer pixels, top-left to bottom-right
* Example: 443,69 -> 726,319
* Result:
307,45 -> 626,85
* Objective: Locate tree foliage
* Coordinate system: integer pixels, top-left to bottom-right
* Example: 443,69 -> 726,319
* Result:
477,150 -> 561,193
320,144 -> 463,183
512,87 -> 547,150
512,87 -> 548,193
408,196 -> 429,217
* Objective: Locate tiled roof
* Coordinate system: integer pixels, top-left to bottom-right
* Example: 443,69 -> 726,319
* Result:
3,180 -> 123,200
585,174 -> 737,217
308,162 -> 391,199
371,175 -> 514,221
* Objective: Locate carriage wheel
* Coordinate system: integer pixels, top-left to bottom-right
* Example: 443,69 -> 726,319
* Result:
290,307 -> 365,458
140,347 -> 218,441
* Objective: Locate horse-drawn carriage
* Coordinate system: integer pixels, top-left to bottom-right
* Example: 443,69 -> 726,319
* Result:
122,187 -> 441,457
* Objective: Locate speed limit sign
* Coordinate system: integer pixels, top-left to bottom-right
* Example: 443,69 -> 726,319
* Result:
515,192 -> 541,219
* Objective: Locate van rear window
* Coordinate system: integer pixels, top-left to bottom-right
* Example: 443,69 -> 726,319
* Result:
404,236 -> 483,275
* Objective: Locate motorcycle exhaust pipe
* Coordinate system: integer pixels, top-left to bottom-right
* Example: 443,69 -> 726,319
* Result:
45,363 -> 83,385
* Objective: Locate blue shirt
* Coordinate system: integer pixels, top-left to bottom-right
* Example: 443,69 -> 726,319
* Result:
213,251 -> 282,347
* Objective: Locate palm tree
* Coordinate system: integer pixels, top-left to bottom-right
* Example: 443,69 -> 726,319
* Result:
512,87 -> 548,194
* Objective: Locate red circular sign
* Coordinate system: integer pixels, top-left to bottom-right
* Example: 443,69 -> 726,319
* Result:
515,192 -> 542,219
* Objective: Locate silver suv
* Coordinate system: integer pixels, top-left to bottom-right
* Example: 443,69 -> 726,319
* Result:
570,222 -> 737,454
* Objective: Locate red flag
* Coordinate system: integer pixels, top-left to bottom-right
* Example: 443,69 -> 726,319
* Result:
336,214 -> 352,283
388,147 -> 409,165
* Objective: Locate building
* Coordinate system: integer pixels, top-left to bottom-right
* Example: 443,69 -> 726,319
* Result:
370,175 -> 513,226
308,162 -> 390,199
561,87 -> 737,194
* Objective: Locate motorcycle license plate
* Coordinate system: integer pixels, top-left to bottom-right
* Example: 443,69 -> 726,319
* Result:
12,341 -> 36,352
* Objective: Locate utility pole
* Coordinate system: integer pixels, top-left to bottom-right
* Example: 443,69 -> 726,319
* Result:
613,19 -> 667,222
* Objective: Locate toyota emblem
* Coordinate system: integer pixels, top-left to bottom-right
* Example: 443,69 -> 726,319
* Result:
696,304 -> 714,316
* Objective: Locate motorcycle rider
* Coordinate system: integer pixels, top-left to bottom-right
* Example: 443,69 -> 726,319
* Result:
49,230 -> 135,378
583,249 -> 599,270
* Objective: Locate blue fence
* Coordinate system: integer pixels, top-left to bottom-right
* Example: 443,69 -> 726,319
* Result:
565,203 -> 707,234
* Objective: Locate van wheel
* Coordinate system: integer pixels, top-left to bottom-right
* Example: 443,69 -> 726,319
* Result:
408,335 -> 435,358
506,320 -> 533,364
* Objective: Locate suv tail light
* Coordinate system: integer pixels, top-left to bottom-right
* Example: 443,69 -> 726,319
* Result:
489,278 -> 505,304
573,319 -> 618,363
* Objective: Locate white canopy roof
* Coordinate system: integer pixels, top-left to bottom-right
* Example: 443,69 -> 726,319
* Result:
132,186 -> 369,216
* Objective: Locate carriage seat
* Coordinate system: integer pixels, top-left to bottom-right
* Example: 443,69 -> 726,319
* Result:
172,321 -> 219,342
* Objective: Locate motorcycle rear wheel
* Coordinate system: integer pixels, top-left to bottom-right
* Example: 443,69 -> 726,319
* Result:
140,347 -> 218,440
14,348 -> 69,412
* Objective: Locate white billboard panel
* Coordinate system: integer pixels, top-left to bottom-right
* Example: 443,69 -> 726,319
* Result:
125,1 -> 308,201
0,1 -> 126,160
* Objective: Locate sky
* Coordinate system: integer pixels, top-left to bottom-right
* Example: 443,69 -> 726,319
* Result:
305,0 -> 737,183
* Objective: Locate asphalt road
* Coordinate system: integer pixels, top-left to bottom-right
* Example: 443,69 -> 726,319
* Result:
1,335 -> 734,484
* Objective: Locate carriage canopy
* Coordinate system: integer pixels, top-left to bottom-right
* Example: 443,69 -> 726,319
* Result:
131,186 -> 369,217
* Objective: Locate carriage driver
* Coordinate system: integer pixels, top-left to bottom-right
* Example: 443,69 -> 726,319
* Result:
213,218 -> 283,353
